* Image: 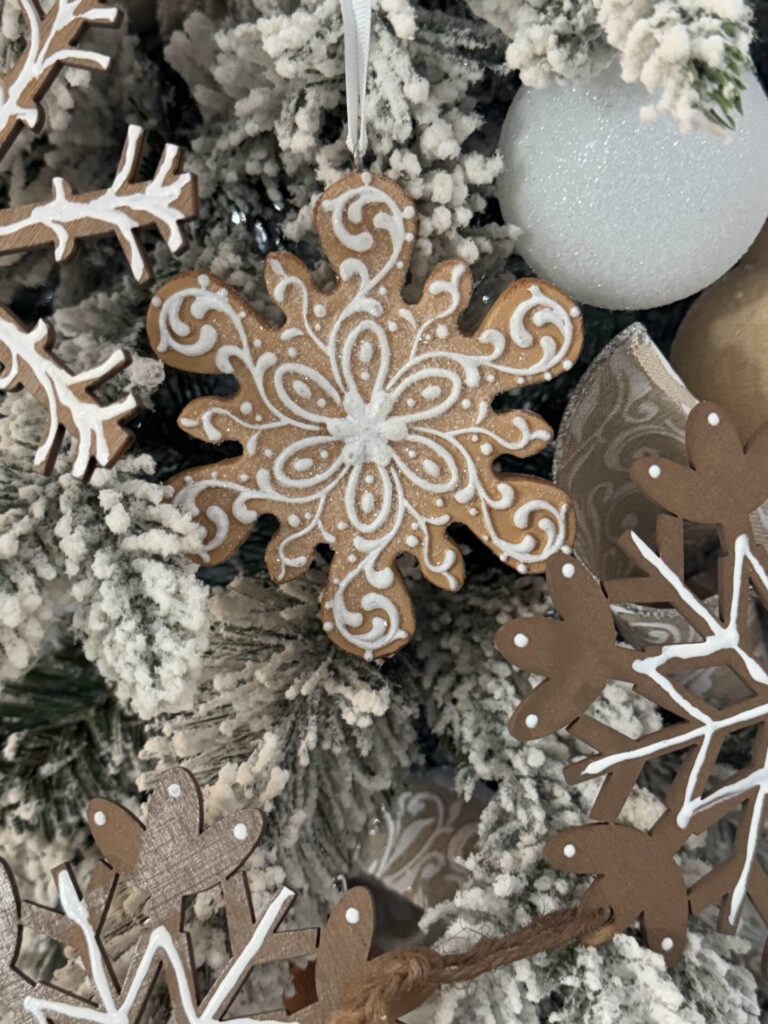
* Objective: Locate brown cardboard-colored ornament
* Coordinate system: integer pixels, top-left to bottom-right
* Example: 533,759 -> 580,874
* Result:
498,401 -> 768,969
0,767 -> 443,1024
671,221 -> 768,441
147,171 -> 583,660
0,0 -> 198,479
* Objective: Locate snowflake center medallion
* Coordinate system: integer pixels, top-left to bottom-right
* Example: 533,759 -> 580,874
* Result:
149,172 -> 583,660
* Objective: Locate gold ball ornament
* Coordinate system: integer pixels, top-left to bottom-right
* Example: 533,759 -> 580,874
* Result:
671,223 -> 768,441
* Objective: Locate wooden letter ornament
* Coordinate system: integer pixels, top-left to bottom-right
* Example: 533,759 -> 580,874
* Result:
498,402 -> 768,968
147,171 -> 583,660
0,0 -> 198,478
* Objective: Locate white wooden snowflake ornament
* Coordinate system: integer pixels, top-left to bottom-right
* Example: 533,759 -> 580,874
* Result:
0,0 -> 197,478
148,172 -> 583,660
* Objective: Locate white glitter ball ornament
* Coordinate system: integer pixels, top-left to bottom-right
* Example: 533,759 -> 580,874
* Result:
498,66 -> 768,310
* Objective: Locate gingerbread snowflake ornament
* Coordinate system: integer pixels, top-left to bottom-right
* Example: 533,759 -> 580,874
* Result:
0,0 -> 197,478
498,402 -> 768,968
148,172 -> 583,659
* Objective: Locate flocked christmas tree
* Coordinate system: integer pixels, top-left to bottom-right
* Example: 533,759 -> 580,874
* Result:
0,1 -> 765,1022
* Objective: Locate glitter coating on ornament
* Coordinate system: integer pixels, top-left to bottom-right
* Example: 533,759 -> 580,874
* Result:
498,66 -> 768,310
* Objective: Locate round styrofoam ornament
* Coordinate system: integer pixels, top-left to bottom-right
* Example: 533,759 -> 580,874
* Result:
498,66 -> 768,310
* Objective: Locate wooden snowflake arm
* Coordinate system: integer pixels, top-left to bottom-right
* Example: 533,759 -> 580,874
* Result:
0,0 -> 120,160
0,126 -> 197,284
0,307 -> 136,478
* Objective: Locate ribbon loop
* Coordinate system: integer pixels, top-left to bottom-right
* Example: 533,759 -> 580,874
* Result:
340,0 -> 371,165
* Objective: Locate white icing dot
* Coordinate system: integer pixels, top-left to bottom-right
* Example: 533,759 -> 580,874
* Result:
480,442 -> 493,455
287,347 -> 298,357
422,385 -> 441,400
93,811 -> 107,826
648,464 -> 662,479
544,371 -> 552,381
661,937 -> 674,952
378,286 -> 387,297
405,232 -> 414,242
348,554 -> 357,564
240,401 -> 253,415
469,508 -> 479,517
337,521 -> 348,530
563,359 -> 573,370
361,172 -> 372,185
563,844 -> 576,859
320,449 -> 329,460
198,274 -> 210,287
471,434 -> 479,443
293,381 -> 312,400
513,633 -> 529,648
570,306 -> 581,318
294,457 -> 313,472
151,296 -> 162,308
387,321 -> 397,332
323,622 -> 334,633
406,398 -> 416,408
346,907 -> 361,924
561,544 -> 572,555
525,714 -> 539,729
239,474 -> 249,483
461,399 -> 471,409
403,206 -> 415,219
168,783 -> 182,798
405,534 -> 419,548
360,370 -> 371,381
264,448 -> 274,458
233,823 -> 248,841
707,412 -> 720,426
422,458 -> 440,478
288,514 -> 301,527
314,304 -> 326,317
436,498 -> 445,508
407,449 -> 417,458
365,474 -> 374,484
517,563 -> 527,574
396,260 -> 404,269
436,324 -> 449,339
561,563 -> 576,578
485,373 -> 496,384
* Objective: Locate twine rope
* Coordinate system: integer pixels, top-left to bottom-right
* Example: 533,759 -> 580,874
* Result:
331,904 -> 609,1024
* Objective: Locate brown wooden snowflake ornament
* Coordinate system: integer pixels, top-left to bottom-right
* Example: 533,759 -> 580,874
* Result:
147,171 -> 583,660
498,402 -> 768,968
0,0 -> 197,478
0,768 -> 419,1024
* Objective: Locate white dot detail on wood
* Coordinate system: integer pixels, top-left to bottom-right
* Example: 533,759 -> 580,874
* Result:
563,844 -> 576,859
648,465 -> 661,479
514,633 -> 529,648
93,811 -> 107,827
167,783 -> 182,798
525,714 -> 539,729
561,562 -> 575,578
345,907 -> 361,925
233,823 -> 248,841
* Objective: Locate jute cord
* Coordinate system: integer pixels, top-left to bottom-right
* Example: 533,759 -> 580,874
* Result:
331,904 -> 610,1024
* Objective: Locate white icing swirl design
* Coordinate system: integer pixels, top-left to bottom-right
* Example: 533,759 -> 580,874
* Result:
154,174 -> 580,658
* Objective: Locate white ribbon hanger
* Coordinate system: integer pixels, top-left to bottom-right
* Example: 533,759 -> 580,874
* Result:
339,0 -> 371,165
